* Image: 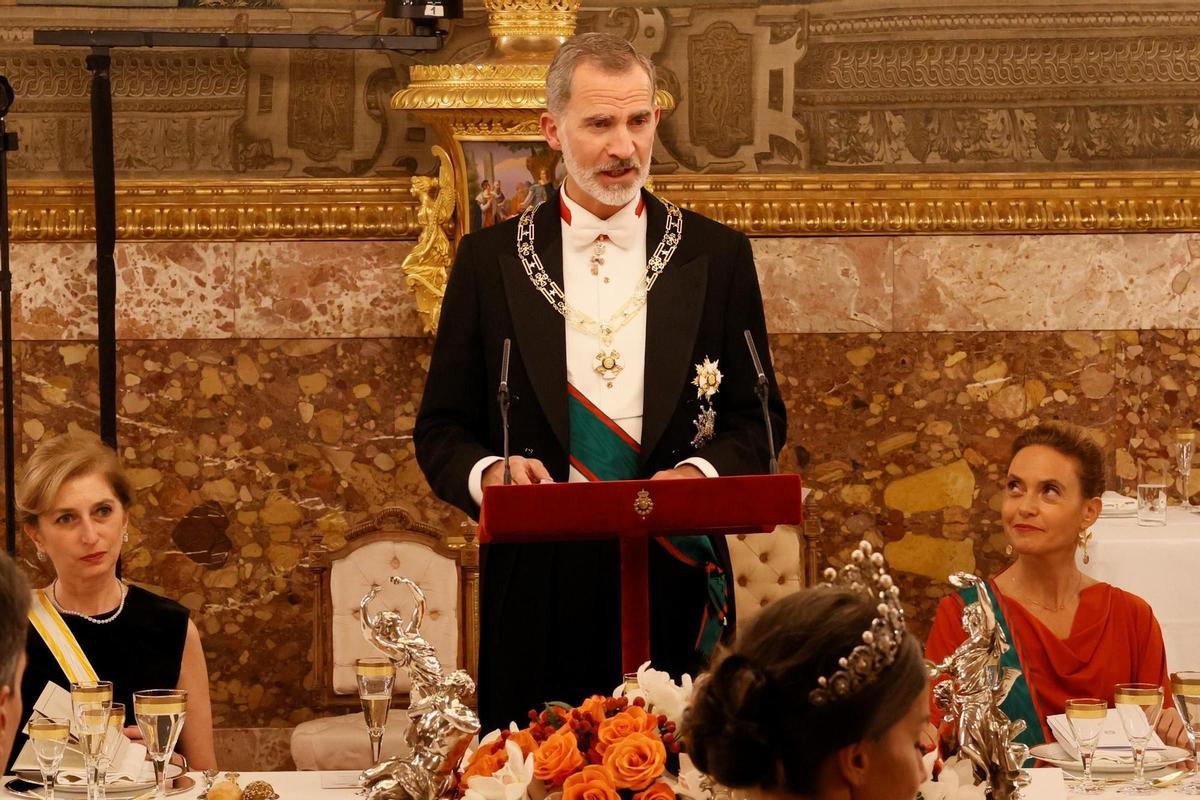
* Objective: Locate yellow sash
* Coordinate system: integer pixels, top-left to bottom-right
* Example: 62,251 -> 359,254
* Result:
27,589 -> 100,685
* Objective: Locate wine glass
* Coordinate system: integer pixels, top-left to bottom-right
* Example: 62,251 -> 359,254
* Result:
28,717 -> 70,800
1066,698 -> 1108,794
133,689 -> 187,800
94,702 -> 125,794
1114,683 -> 1164,794
1172,672 -> 1200,794
70,681 -> 113,800
356,658 -> 395,766
1178,431 -> 1197,510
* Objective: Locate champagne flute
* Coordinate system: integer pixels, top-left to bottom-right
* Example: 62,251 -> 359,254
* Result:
1114,683 -> 1165,794
1178,431 -> 1197,510
95,702 -> 125,794
1066,698 -> 1108,794
356,658 -> 395,766
70,681 -> 113,800
28,718 -> 70,800
1172,672 -> 1200,794
133,689 -> 187,800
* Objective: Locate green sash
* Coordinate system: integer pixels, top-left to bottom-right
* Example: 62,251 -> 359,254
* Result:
957,583 -> 1047,747
567,384 -> 730,655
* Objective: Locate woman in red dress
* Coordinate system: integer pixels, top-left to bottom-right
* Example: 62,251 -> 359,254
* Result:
925,422 -> 1187,747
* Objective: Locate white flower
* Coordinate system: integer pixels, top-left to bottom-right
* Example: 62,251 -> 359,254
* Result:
692,358 -> 722,401
669,753 -> 710,800
918,755 -> 984,800
464,740 -> 535,800
630,660 -> 693,725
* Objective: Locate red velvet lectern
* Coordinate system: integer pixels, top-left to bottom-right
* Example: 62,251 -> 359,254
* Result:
478,474 -> 803,674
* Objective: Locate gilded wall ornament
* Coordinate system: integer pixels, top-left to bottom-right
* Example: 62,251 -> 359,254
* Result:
401,146 -> 457,335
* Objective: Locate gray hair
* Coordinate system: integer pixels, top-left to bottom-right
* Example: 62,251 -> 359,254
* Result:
0,551 -> 29,690
545,32 -> 656,116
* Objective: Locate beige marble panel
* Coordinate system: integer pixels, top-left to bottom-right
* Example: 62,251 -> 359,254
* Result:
12,243 -> 98,341
234,241 -> 422,339
893,233 -> 1200,332
118,242 -> 238,339
753,237 -> 893,334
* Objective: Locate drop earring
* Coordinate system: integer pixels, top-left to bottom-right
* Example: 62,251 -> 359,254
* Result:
1079,528 -> 1092,565
122,529 -> 129,543
1004,543 -> 1014,556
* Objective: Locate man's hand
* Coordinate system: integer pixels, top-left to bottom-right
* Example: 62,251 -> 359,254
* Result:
482,456 -> 553,487
649,465 -> 705,480
1158,705 -> 1190,748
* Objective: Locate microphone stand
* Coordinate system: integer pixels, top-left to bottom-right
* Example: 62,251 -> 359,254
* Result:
0,77 -> 16,552
744,330 -> 779,475
498,338 -> 512,485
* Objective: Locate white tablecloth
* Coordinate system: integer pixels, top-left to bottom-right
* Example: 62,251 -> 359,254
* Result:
1081,506 -> 1200,669
3,771 -> 363,798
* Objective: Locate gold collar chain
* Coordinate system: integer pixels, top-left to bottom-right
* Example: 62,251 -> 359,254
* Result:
516,198 -> 683,384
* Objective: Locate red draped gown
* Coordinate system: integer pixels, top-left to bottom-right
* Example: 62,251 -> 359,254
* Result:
925,580 -> 1172,741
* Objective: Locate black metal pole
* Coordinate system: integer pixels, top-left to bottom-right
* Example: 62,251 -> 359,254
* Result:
0,77 -> 16,553
87,50 -> 118,451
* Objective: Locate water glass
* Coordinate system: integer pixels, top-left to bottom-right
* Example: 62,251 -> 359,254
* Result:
1178,431 -> 1197,510
1137,482 -> 1168,526
1114,683 -> 1164,794
133,689 -> 187,800
70,681 -> 113,800
1172,672 -> 1200,794
1066,698 -> 1107,794
356,658 -> 395,766
28,717 -> 70,800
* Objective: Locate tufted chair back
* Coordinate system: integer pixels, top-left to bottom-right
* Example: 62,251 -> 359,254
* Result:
302,507 -> 479,708
725,515 -> 821,622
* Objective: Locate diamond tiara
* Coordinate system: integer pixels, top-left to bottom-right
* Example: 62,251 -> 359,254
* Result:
809,540 -> 908,706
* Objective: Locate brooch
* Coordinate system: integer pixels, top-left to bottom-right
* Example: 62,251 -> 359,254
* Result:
690,357 -> 721,448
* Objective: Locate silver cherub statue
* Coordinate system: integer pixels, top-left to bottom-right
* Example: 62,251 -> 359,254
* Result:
928,573 -> 1029,800
358,576 -> 480,800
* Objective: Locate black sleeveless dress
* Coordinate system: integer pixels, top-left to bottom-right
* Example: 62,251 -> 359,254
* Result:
9,584 -> 189,771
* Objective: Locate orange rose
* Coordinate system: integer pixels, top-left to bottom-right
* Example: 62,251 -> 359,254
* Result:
594,708 -> 658,755
461,742 -> 508,783
601,732 -> 666,791
635,782 -> 676,800
562,765 -> 621,800
579,695 -> 608,725
534,729 -> 587,787
509,728 -> 539,758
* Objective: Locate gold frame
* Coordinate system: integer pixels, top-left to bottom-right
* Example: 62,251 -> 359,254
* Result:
12,171 -> 1200,242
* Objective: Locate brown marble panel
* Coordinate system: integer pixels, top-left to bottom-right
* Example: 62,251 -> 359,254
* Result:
753,237 -> 893,334
12,243 -> 98,341
893,233 -> 1200,332
117,243 -> 238,340
233,241 -> 422,339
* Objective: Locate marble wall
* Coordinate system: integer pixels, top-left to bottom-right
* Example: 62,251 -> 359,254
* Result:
7,233 -> 1200,751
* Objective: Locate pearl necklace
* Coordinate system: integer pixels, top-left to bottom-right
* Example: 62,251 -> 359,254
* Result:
516,198 -> 683,384
51,579 -> 128,624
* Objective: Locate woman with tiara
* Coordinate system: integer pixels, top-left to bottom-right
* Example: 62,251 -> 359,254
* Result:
686,542 -> 930,800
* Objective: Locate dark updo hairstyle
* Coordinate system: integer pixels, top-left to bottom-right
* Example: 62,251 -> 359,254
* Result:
685,587 -> 926,795
1011,421 -> 1106,499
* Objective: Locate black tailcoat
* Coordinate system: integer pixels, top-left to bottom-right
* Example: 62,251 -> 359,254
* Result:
414,189 -> 786,730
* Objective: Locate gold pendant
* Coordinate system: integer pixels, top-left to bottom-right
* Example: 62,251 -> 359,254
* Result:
594,349 -> 623,381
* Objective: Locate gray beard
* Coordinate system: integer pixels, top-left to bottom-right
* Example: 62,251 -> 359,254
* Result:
561,143 -> 649,209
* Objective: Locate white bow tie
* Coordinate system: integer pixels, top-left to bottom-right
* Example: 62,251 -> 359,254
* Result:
563,211 -> 641,251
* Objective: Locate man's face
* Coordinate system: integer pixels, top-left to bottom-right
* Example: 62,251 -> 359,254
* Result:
540,61 -> 659,217
0,652 -> 26,769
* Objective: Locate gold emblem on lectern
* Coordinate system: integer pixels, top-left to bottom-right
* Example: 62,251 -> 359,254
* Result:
634,489 -> 654,518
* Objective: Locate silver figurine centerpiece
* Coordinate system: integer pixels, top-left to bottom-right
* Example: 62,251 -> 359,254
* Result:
928,573 -> 1030,800
358,576 -> 480,800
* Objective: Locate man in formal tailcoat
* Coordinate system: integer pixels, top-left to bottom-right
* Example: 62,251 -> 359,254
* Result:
414,32 -> 786,731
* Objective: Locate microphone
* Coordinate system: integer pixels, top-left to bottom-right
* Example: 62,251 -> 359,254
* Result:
498,339 -> 512,485
743,330 -> 778,475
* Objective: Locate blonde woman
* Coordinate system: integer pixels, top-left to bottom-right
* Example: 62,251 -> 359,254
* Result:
12,430 -> 215,770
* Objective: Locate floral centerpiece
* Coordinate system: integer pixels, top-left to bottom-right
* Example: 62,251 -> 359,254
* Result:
457,663 -> 708,800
